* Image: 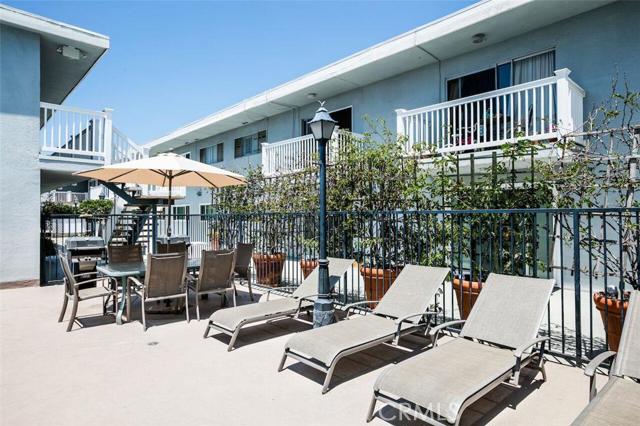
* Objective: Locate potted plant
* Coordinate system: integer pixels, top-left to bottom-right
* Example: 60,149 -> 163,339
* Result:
299,237 -> 318,279
593,287 -> 633,352
452,272 -> 485,320
251,215 -> 286,287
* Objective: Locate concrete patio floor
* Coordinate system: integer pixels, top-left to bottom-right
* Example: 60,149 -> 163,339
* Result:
1,284 -> 599,426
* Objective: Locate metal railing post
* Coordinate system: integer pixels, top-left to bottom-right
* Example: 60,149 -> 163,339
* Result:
572,210 -> 583,365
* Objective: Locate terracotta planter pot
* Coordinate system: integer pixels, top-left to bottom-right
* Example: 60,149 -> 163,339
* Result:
360,266 -> 402,308
252,253 -> 285,287
593,292 -> 630,352
452,277 -> 483,320
210,237 -> 220,251
299,259 -> 318,279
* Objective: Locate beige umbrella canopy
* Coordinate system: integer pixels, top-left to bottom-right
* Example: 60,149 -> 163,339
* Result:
74,152 -> 246,235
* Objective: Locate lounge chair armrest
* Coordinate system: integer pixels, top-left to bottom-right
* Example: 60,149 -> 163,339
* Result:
513,336 -> 550,359
429,319 -> 466,347
394,311 -> 439,325
584,351 -> 617,377
265,286 -> 298,300
74,277 -> 115,289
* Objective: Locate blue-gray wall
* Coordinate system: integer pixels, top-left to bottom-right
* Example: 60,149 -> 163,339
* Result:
171,1 -> 640,211
0,24 -> 41,285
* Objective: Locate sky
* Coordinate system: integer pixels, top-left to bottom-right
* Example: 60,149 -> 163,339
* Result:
7,0 -> 475,144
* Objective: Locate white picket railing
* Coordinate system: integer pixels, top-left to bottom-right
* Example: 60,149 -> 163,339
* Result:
261,130 -> 359,176
44,191 -> 89,204
39,103 -> 143,165
396,68 -> 585,154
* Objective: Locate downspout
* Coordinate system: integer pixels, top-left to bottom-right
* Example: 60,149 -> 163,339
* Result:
416,45 -> 442,102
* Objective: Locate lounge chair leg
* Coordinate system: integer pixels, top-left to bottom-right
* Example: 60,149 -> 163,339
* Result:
126,288 -> 131,322
185,294 -> 190,323
322,361 -> 339,394
248,277 -> 254,301
227,327 -> 242,351
141,299 -> 147,331
539,356 -> 547,382
196,298 -> 200,321
232,287 -> 237,307
203,322 -> 211,339
277,351 -> 288,372
366,394 -> 377,422
58,294 -> 68,323
66,298 -> 79,332
102,296 -> 107,316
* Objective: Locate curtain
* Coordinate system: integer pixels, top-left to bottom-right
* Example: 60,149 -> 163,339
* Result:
513,51 -> 555,85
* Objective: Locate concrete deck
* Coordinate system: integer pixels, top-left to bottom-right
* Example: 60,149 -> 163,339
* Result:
1,284 -> 599,426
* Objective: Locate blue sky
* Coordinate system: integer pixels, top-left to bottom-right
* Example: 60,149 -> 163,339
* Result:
7,1 -> 474,144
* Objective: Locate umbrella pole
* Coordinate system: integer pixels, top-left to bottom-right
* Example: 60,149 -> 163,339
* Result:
167,176 -> 172,238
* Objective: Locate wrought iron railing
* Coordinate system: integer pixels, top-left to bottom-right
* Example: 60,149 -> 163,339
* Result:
41,207 -> 639,362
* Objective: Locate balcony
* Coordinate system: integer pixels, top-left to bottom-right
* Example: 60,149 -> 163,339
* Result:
261,130 -> 359,177
396,68 -> 585,154
39,102 -> 144,166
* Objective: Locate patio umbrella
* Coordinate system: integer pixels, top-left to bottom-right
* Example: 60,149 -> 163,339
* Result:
74,152 -> 246,236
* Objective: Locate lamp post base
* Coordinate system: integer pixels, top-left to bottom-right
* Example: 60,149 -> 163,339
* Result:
313,298 -> 335,328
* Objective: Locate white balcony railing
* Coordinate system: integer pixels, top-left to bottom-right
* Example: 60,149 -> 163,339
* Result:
43,190 -> 89,204
124,184 -> 187,199
261,130 -> 359,176
397,68 -> 585,154
39,102 -> 143,165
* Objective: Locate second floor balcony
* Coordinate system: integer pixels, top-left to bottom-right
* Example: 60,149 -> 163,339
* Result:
396,68 -> 585,155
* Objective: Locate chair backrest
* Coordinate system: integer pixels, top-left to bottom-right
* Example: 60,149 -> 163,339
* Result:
292,257 -> 355,299
108,244 -> 143,264
58,253 -> 77,296
144,252 -> 187,299
197,249 -> 236,292
613,291 -> 640,380
156,242 -> 187,254
460,273 -> 554,349
234,243 -> 253,273
373,265 -> 450,321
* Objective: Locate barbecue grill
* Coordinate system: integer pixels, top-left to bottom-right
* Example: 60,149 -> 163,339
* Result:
64,237 -> 106,287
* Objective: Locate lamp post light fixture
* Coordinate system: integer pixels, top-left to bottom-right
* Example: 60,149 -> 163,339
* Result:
308,101 -> 337,328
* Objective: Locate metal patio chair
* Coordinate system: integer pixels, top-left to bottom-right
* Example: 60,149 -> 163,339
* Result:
203,257 -> 355,351
188,249 -> 236,321
107,244 -> 144,320
129,252 -> 189,331
367,273 -> 555,425
571,290 -> 640,425
234,242 -> 254,301
57,254 -> 117,332
156,241 -> 187,254
279,265 -> 450,393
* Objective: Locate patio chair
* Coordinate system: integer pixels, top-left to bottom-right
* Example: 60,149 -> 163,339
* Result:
188,249 -> 237,321
107,244 -> 143,320
571,290 -> 640,426
367,273 -> 555,425
156,241 -> 187,254
279,265 -> 450,393
57,254 -> 117,332
129,252 -> 189,331
203,257 -> 355,351
234,242 -> 254,301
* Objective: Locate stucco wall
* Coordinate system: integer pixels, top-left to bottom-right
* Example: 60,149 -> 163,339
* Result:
170,1 -> 640,212
0,25 -> 41,285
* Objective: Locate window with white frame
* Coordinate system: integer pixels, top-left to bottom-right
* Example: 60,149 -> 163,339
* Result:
199,204 -> 215,219
171,205 -> 190,217
234,130 -> 266,158
199,143 -> 224,164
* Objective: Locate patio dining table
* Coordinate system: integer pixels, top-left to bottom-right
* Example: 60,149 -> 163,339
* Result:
97,258 -> 202,325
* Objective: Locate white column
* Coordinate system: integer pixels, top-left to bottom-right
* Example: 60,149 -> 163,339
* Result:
261,143 -> 268,175
103,108 -> 114,165
554,69 -> 585,138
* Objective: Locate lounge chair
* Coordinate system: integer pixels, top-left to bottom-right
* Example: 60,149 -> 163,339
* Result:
278,264 -> 450,393
203,257 -> 355,351
571,290 -> 640,426
367,273 -> 555,425
187,249 -> 237,321
129,252 -> 189,331
57,254 -> 117,332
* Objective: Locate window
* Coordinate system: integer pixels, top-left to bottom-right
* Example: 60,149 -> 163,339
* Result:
180,152 -> 191,159
199,204 -> 215,219
512,50 -> 555,85
234,130 -> 266,158
447,68 -> 496,101
200,143 -> 224,164
301,107 -> 352,136
497,62 -> 511,89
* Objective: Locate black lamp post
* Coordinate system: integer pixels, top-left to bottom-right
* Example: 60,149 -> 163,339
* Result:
308,102 -> 337,328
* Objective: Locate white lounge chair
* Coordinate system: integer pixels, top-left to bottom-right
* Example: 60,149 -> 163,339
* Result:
279,264 -> 449,393
368,273 -> 555,425
203,257 -> 355,351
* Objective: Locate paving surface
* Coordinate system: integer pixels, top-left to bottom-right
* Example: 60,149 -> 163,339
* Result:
1,284 -> 598,426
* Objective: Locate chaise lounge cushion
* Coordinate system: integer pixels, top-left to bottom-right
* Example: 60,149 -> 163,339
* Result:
285,314 -> 414,367
209,298 -> 311,332
571,377 -> 640,426
374,338 -> 515,424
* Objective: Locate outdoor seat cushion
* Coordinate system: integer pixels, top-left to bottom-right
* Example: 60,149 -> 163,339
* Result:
571,377 -> 640,426
285,314 -> 414,366
209,297 -> 311,331
374,338 -> 515,424
77,286 -> 112,301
